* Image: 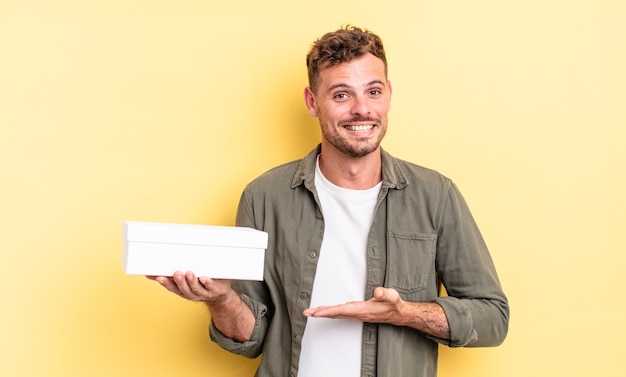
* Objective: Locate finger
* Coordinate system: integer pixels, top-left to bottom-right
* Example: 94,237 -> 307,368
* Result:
197,276 -> 217,292
171,271 -> 203,300
303,306 -> 328,317
304,305 -> 346,318
303,306 -> 333,317
154,276 -> 184,296
186,272 -> 212,296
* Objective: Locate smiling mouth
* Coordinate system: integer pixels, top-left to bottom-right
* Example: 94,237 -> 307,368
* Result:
344,124 -> 375,132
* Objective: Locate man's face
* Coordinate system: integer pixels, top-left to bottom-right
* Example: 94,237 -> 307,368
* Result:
304,53 -> 392,158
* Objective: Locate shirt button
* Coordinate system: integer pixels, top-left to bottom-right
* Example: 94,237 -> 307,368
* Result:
308,251 -> 317,258
300,292 -> 308,299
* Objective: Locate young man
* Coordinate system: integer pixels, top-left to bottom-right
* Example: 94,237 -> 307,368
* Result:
152,26 -> 509,377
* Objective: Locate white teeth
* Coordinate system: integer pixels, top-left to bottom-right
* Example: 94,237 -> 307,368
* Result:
346,125 -> 374,131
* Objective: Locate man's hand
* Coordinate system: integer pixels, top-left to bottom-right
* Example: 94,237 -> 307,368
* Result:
303,286 -> 402,323
146,271 -> 255,342
303,287 -> 450,340
146,271 -> 232,304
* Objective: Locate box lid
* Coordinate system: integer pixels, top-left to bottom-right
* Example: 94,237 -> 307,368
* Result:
123,221 -> 268,249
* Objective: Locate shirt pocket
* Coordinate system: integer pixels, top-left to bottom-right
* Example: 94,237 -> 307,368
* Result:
386,231 -> 437,296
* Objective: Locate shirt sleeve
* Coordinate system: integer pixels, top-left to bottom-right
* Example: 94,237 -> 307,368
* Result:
208,187 -> 274,357
430,181 -> 510,347
209,292 -> 269,358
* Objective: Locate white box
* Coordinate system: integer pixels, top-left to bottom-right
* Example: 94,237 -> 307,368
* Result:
122,221 -> 268,281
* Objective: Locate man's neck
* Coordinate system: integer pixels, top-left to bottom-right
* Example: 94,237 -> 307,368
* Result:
318,146 -> 382,190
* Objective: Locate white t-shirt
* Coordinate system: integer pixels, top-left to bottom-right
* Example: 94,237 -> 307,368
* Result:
297,157 -> 381,377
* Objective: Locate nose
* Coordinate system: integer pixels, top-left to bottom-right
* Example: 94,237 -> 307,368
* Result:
350,95 -> 370,116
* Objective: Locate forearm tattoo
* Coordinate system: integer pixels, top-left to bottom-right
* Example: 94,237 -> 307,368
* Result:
407,307 -> 450,339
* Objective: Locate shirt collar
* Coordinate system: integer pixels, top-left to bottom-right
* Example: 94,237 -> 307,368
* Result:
291,144 -> 408,190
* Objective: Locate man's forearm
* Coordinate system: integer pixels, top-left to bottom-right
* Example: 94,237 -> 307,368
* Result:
207,289 -> 256,342
399,302 -> 450,340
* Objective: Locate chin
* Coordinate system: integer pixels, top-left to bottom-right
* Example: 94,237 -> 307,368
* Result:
345,144 -> 380,158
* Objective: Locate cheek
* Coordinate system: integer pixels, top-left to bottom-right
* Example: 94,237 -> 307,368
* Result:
317,107 -> 338,123
375,103 -> 391,119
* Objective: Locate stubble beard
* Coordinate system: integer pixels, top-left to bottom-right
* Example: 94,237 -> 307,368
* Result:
321,118 -> 387,158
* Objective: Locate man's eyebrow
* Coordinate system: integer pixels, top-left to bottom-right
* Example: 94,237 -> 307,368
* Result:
327,83 -> 352,93
327,80 -> 387,93
367,80 -> 387,87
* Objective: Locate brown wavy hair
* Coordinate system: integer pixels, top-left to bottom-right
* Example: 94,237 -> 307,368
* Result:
306,25 -> 387,93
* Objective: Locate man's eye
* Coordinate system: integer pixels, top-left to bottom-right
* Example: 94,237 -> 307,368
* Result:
369,90 -> 382,96
334,93 -> 348,100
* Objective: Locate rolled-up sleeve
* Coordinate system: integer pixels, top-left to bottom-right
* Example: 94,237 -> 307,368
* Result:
209,293 -> 269,358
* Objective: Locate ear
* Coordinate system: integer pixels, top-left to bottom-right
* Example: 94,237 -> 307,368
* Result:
387,80 -> 393,107
303,87 -> 318,117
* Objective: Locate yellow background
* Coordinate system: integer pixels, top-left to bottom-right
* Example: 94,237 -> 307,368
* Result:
1,1 -> 624,376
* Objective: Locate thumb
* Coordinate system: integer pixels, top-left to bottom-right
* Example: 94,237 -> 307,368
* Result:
373,287 -> 389,301
373,287 -> 400,303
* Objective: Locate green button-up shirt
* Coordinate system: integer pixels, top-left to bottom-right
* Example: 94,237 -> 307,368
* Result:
210,145 -> 509,377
